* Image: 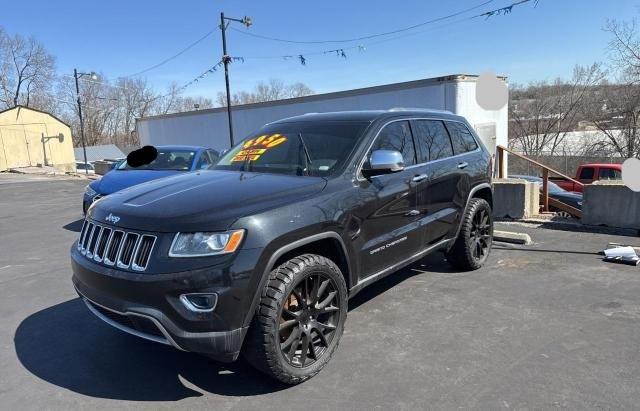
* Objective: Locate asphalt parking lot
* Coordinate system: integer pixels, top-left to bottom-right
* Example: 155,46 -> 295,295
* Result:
1,172 -> 640,410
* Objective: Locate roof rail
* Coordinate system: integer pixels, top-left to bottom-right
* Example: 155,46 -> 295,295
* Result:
388,107 -> 453,114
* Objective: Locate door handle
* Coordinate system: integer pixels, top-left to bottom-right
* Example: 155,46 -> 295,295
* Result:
457,162 -> 469,169
412,173 -> 429,182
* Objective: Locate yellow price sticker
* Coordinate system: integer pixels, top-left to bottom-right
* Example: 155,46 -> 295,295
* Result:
231,134 -> 287,162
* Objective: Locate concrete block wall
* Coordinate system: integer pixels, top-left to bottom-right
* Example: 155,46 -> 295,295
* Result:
492,179 -> 539,219
582,181 -> 640,229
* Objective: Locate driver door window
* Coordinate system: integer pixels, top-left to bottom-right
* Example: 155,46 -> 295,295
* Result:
579,167 -> 594,183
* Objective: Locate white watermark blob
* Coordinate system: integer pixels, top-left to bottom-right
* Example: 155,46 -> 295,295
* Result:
476,71 -> 508,111
622,157 -> 640,192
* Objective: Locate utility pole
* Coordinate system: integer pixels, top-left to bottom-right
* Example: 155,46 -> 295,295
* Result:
220,13 -> 234,148
74,69 -> 89,175
219,13 -> 252,148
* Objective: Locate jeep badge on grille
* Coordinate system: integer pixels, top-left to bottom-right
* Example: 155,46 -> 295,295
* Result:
105,213 -> 120,224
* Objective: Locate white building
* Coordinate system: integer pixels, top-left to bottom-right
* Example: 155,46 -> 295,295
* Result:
509,129 -> 625,156
136,74 -> 508,156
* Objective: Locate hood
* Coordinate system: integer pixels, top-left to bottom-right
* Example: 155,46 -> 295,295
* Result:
552,191 -> 583,209
89,170 -> 327,232
93,169 -> 182,195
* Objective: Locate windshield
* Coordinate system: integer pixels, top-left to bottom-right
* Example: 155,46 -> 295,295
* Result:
213,121 -> 369,177
546,181 -> 564,194
532,179 -> 564,194
117,149 -> 196,171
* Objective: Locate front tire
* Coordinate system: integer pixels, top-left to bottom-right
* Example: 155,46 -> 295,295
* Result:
446,198 -> 493,271
243,254 -> 347,384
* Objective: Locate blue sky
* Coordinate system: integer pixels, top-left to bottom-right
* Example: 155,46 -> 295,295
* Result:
2,0 -> 638,98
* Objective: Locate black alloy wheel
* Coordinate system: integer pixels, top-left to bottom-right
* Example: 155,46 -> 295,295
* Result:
279,273 -> 340,368
243,254 -> 347,384
446,198 -> 493,271
469,206 -> 492,262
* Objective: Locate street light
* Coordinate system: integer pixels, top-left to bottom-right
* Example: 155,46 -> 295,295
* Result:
41,133 -> 64,167
220,13 -> 252,148
74,69 -> 97,175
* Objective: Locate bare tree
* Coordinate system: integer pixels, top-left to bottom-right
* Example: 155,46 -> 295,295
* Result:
217,79 -> 314,107
606,18 -> 640,81
56,74 -> 119,147
581,80 -> 640,158
571,18 -> 640,158
113,78 -> 157,146
508,64 -> 604,156
0,29 -> 56,109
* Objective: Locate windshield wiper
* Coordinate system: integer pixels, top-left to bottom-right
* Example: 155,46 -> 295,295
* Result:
297,132 -> 313,176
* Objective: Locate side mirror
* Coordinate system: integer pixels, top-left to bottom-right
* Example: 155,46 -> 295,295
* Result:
362,150 -> 405,177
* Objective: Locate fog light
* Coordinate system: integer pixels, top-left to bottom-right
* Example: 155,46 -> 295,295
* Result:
180,293 -> 218,312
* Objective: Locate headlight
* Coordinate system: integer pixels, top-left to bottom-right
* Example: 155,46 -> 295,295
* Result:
85,185 -> 97,197
169,230 -> 245,257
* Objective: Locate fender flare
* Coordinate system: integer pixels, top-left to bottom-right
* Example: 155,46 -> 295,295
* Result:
242,231 -> 350,328
451,182 -> 493,242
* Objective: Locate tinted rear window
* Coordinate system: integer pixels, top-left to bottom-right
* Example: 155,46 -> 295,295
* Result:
446,121 -> 478,155
412,120 -> 454,162
598,168 -> 621,180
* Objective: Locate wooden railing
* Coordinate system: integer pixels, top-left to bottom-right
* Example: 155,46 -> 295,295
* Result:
496,145 -> 584,218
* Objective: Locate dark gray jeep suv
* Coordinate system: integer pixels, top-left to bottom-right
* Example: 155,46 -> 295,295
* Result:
71,109 -> 493,384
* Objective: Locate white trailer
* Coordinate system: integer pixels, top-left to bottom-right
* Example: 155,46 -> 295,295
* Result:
136,74 -> 508,156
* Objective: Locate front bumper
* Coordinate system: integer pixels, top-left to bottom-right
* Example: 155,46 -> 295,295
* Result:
71,244 -> 262,362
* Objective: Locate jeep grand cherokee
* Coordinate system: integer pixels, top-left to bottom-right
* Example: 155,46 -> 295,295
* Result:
71,109 -> 494,384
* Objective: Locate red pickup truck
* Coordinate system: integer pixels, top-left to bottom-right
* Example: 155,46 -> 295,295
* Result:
550,163 -> 622,193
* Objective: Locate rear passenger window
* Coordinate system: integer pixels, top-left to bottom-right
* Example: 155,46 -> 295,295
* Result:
412,120 -> 454,162
446,121 -> 479,154
598,168 -> 621,180
371,121 -> 416,166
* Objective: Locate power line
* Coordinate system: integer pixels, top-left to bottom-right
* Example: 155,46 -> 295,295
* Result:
58,0 -> 538,103
476,0 -> 532,18
232,0 -> 537,64
120,28 -> 216,78
153,59 -> 225,101
229,0 -> 497,45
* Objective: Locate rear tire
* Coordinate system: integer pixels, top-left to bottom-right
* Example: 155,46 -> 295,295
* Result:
446,198 -> 493,271
243,254 -> 347,384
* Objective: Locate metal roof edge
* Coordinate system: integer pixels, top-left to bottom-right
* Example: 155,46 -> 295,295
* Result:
0,105 -> 72,128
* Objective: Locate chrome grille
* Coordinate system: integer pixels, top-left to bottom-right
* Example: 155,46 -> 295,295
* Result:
77,220 -> 156,272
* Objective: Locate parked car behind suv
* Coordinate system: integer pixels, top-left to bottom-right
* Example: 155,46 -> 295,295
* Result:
509,174 -> 583,216
71,110 -> 494,384
83,145 -> 219,214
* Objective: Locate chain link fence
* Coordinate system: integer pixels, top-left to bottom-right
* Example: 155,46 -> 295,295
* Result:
507,152 -> 623,176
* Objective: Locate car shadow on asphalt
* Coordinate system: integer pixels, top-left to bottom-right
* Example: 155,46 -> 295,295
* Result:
349,251 -> 456,311
13,252 -> 454,401
62,219 -> 84,232
14,299 -> 288,401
